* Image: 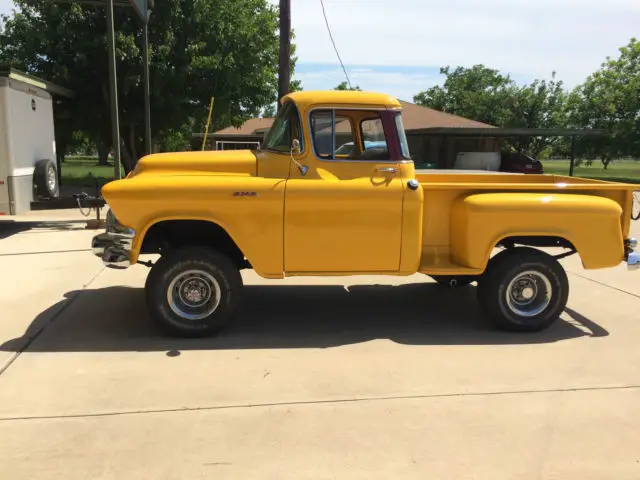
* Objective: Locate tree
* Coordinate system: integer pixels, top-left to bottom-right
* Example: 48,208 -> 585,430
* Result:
414,65 -> 569,157
566,38 -> 640,168
413,65 -> 517,127
334,81 -> 361,91
508,73 -> 568,157
0,0 -> 298,172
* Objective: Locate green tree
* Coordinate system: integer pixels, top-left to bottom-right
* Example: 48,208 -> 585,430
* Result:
414,65 -> 569,157
509,73 -> 568,157
334,81 -> 361,91
413,65 -> 517,127
0,0 -> 297,172
566,38 -> 640,168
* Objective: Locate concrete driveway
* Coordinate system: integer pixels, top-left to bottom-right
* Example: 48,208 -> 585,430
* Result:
1,210 -> 639,480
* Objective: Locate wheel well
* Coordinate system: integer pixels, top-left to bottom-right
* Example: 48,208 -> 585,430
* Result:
140,220 -> 248,268
496,236 -> 576,251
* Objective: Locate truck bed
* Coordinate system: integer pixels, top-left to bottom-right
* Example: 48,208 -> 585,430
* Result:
415,171 -> 630,189
414,171 -> 637,275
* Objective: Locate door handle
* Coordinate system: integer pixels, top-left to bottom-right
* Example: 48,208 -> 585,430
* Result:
376,167 -> 397,173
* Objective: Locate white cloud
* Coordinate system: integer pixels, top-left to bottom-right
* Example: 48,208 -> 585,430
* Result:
294,66 -> 442,101
0,0 -> 13,16
273,0 -> 640,87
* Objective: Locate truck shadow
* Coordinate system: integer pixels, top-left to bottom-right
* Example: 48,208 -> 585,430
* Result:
0,283 -> 608,353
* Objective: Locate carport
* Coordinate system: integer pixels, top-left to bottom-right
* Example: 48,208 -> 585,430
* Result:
407,127 -> 606,175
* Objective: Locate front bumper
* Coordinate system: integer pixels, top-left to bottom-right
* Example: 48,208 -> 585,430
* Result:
91,209 -> 135,269
625,238 -> 639,271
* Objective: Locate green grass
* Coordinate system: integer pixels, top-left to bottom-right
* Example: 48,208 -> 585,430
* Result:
60,156 -> 122,187
542,159 -> 640,184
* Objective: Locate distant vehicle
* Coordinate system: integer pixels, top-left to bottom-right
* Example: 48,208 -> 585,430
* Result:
335,140 -> 387,156
0,70 -> 59,215
500,151 -> 544,174
0,69 -> 87,216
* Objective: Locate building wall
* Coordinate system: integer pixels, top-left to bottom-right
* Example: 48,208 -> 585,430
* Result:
408,134 -> 501,168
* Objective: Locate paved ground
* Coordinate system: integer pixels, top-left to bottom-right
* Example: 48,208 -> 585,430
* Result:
1,209 -> 639,479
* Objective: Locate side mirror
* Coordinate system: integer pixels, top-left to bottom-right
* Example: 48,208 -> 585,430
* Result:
289,139 -> 308,176
291,138 -> 301,155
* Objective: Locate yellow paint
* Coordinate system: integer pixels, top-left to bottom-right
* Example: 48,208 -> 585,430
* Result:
99,90 -> 638,278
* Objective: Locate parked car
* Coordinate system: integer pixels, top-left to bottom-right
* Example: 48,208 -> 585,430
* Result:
500,151 -> 544,174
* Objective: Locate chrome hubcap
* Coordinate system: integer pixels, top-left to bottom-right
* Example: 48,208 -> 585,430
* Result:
505,270 -> 552,317
167,269 -> 221,321
47,166 -> 57,191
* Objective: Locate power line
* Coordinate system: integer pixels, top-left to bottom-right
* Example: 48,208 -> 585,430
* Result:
319,0 -> 352,89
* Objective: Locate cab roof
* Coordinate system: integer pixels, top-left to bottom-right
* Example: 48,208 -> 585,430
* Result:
282,90 -> 402,110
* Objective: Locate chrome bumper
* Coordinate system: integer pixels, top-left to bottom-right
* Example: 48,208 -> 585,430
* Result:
625,238 -> 639,272
91,209 -> 135,269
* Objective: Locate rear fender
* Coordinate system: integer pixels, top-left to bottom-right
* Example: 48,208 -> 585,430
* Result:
450,193 -> 624,270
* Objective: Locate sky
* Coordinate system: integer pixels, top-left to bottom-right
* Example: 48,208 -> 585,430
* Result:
1,0 -> 639,101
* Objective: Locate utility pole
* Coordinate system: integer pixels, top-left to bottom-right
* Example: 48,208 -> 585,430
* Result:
277,0 -> 291,112
142,2 -> 152,155
106,0 -> 122,179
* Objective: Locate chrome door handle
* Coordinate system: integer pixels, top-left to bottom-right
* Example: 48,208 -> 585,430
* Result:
376,167 -> 397,173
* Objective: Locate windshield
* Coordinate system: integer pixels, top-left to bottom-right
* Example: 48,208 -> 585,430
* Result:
262,101 -> 302,153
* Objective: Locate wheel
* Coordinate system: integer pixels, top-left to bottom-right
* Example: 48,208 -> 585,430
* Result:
145,246 -> 242,337
430,275 -> 476,287
476,247 -> 569,332
33,159 -> 59,198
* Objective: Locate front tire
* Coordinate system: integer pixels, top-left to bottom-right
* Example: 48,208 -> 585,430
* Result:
477,247 -> 569,332
145,247 -> 242,338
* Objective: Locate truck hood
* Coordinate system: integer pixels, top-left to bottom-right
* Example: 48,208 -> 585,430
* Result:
132,150 -> 257,177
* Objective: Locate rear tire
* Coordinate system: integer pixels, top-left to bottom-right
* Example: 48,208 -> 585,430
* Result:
477,247 -> 569,332
145,246 -> 242,338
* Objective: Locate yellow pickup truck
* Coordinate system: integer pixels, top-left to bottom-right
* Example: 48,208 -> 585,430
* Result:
92,90 -> 639,337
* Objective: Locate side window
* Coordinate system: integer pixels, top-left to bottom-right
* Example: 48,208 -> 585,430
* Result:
263,102 -> 303,153
334,116 -> 355,158
359,115 -> 389,161
311,110 -> 388,161
310,110 -> 333,159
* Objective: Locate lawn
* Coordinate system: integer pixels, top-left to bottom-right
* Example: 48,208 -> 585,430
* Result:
542,159 -> 640,184
60,156 -> 123,187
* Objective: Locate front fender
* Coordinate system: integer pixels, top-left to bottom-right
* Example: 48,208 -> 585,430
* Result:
450,192 -> 624,270
101,175 -> 287,278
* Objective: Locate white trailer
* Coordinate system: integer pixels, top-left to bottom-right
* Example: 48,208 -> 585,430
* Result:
0,70 -> 74,215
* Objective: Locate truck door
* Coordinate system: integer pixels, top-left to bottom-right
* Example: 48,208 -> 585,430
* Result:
284,109 -> 405,273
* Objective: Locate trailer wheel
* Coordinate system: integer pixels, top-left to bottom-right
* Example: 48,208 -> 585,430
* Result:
34,159 -> 59,198
477,247 -> 569,332
145,246 -> 243,338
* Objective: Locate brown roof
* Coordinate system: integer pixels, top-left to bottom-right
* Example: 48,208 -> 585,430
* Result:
397,100 -> 494,130
214,117 -> 275,135
213,100 -> 494,136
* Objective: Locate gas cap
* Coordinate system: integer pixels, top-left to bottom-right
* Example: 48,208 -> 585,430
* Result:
407,179 -> 419,190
